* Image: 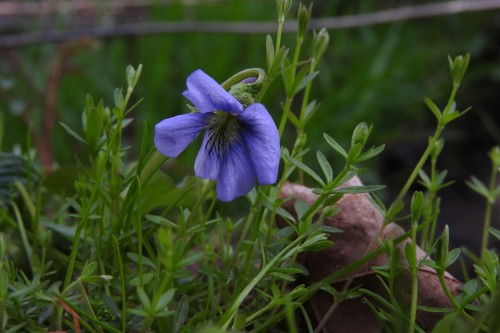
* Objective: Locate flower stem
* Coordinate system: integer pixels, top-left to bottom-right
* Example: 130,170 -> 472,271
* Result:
386,125 -> 444,223
480,162 -> 498,260
221,68 -> 266,91
409,223 -> 419,333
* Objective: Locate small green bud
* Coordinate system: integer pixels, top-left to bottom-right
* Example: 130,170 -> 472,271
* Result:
297,3 -> 312,41
448,53 -> 470,85
276,0 -> 293,20
410,191 -> 425,224
351,122 -> 370,147
228,83 -> 257,108
292,132 -> 307,156
430,137 -> 444,161
83,98 -> 108,157
313,28 -> 330,63
489,146 -> 500,168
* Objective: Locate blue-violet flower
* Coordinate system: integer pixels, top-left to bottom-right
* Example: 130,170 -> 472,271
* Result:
154,69 -> 280,201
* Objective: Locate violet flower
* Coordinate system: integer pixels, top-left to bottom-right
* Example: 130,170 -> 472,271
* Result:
154,69 -> 280,201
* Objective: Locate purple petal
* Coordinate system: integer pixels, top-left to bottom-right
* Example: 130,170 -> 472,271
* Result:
154,113 -> 210,157
194,130 -> 257,201
194,130 -> 223,180
182,69 -> 243,114
216,138 -> 257,201
238,103 -> 280,184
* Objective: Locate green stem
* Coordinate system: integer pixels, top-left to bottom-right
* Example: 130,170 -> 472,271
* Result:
437,271 -> 481,327
221,68 -> 266,91
219,231 -> 310,330
480,162 -> 498,259
112,235 -> 127,332
275,17 -> 284,56
278,97 -> 293,137
386,126 -> 444,223
409,222 -> 419,333
300,166 -> 351,223
228,190 -> 262,280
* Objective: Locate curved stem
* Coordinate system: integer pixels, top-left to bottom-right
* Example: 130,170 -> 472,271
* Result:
221,68 -> 266,90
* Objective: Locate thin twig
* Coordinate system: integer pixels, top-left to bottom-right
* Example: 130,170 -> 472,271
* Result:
1,0 -> 500,48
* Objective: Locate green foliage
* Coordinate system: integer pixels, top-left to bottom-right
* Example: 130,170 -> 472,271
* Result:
1,2 -> 500,333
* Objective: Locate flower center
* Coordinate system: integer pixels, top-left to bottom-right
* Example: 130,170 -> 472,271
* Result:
205,112 -> 239,157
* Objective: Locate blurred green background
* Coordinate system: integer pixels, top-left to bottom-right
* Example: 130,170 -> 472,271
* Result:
1,0 -> 500,253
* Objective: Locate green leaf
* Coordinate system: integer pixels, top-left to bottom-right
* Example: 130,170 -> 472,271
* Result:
436,226 -> 450,271
411,191 -> 425,223
301,240 -> 333,252
294,70 -> 319,95
173,295 -> 189,333
331,185 -> 386,195
126,65 -> 136,90
418,169 -> 431,187
81,275 -> 113,286
277,226 -> 295,239
130,272 -> 155,286
323,133 -> 347,158
445,248 -> 461,268
285,155 -> 325,187
273,267 -> 304,275
275,207 -> 296,223
316,151 -> 333,183
266,35 -> 275,71
156,289 -> 175,312
114,88 -> 124,109
81,261 -> 98,277
137,287 -> 151,310
462,279 -> 478,295
294,200 -> 309,219
405,243 -> 416,268
59,121 -> 86,143
432,313 -> 457,333
303,100 -> 319,123
424,97 -> 442,120
488,227 -> 500,241
354,144 -> 385,163
270,272 -> 296,282
320,225 -> 343,234
466,176 -> 491,200
347,143 -> 363,164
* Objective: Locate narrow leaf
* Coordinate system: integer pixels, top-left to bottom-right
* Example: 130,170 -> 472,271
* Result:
316,151 -> 333,183
489,227 -> 500,241
285,155 -> 325,187
332,185 -> 386,194
323,133 -> 347,158
424,97 -> 442,120
59,122 -> 86,143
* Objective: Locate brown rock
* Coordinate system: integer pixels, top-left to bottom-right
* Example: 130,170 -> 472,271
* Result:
279,178 -> 462,332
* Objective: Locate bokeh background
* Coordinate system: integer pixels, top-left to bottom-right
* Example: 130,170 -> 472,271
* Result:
1,0 -> 500,261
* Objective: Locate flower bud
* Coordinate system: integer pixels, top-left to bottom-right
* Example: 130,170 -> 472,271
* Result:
276,0 -> 293,20
313,28 -> 330,63
448,53 -> 470,85
430,137 -> 444,161
489,146 -> 500,168
351,122 -> 370,147
83,97 -> 109,157
297,3 -> 312,41
228,82 -> 257,108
